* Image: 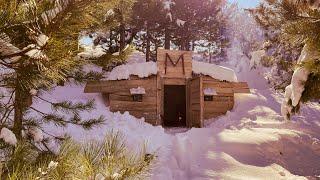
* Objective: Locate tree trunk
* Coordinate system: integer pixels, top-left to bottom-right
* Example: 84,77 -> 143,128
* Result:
165,27 -> 170,50
146,24 -> 151,62
192,40 -> 195,51
13,88 -> 29,140
185,39 -> 190,51
119,24 -> 126,52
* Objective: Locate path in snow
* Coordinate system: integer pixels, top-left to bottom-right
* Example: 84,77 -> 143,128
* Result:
152,89 -> 320,179
152,61 -> 320,179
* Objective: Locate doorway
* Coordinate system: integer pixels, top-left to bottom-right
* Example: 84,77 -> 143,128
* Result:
163,85 -> 186,127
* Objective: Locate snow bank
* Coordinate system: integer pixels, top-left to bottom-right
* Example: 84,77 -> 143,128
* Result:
35,80 -> 320,179
36,84 -> 171,156
28,127 -> 44,142
0,128 -> 17,146
126,51 -> 146,64
192,60 -> 238,82
106,61 -> 157,80
282,44 -> 320,119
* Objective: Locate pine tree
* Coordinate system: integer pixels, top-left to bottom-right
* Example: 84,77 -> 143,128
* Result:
0,0 -> 112,152
97,0 -> 136,53
252,0 -> 320,119
250,0 -> 304,90
169,0 -> 228,59
132,0 -> 164,61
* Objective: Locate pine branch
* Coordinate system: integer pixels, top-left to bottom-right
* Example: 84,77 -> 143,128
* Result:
52,100 -> 95,113
78,115 -> 105,130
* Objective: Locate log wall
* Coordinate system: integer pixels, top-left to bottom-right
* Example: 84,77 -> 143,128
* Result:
202,77 -> 235,121
86,76 -> 159,125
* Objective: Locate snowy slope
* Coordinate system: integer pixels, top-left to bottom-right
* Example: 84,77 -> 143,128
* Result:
36,58 -> 320,179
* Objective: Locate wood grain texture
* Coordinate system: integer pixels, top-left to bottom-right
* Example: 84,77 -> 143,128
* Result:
84,76 -> 157,93
187,77 -> 204,128
157,49 -> 193,79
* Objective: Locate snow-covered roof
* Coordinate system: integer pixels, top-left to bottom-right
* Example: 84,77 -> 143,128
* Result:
106,51 -> 238,82
192,61 -> 238,82
106,61 -> 157,80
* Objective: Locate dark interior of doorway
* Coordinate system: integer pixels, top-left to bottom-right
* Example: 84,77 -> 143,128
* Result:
164,85 -> 186,127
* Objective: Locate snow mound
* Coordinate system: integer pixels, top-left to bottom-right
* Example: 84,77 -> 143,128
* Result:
106,61 -> 157,80
126,51 -> 146,64
282,44 -> 320,119
0,128 -> 17,146
192,60 -> 238,82
28,127 -> 44,142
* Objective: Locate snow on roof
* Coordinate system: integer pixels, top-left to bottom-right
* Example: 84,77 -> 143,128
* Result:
126,51 -> 146,64
130,87 -> 146,95
192,60 -> 238,82
106,61 -> 157,80
203,88 -> 217,96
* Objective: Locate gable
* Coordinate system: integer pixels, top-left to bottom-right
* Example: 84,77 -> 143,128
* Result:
157,49 -> 192,79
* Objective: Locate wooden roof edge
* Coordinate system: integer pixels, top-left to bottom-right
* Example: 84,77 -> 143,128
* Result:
232,82 -> 251,94
84,81 -> 109,93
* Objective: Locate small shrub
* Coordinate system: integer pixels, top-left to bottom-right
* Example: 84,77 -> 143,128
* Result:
1,131 -> 155,180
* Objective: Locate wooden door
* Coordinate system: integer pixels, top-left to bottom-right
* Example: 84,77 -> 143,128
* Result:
187,77 -> 203,128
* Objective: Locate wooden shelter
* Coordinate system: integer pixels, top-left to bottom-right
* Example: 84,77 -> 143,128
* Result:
84,49 -> 250,128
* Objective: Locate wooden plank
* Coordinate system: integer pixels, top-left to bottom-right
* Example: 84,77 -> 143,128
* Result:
110,101 -> 157,112
156,75 -> 164,125
157,49 -> 193,79
84,77 -> 156,93
109,94 -> 156,102
199,77 -> 204,128
186,79 -> 190,127
100,79 -> 157,93
233,88 -> 250,93
203,82 -> 234,88
127,111 -> 158,120
204,101 -> 231,108
163,78 -> 186,85
231,82 -> 250,93
202,76 -> 220,82
204,112 -> 225,119
111,90 -> 157,97
187,76 -> 203,128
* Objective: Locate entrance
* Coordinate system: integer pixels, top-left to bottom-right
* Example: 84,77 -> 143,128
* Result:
163,85 -> 186,127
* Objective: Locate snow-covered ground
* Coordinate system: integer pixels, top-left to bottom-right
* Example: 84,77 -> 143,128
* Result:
35,57 -> 320,179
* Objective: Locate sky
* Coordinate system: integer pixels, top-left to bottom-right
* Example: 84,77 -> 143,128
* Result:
228,0 -> 261,8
